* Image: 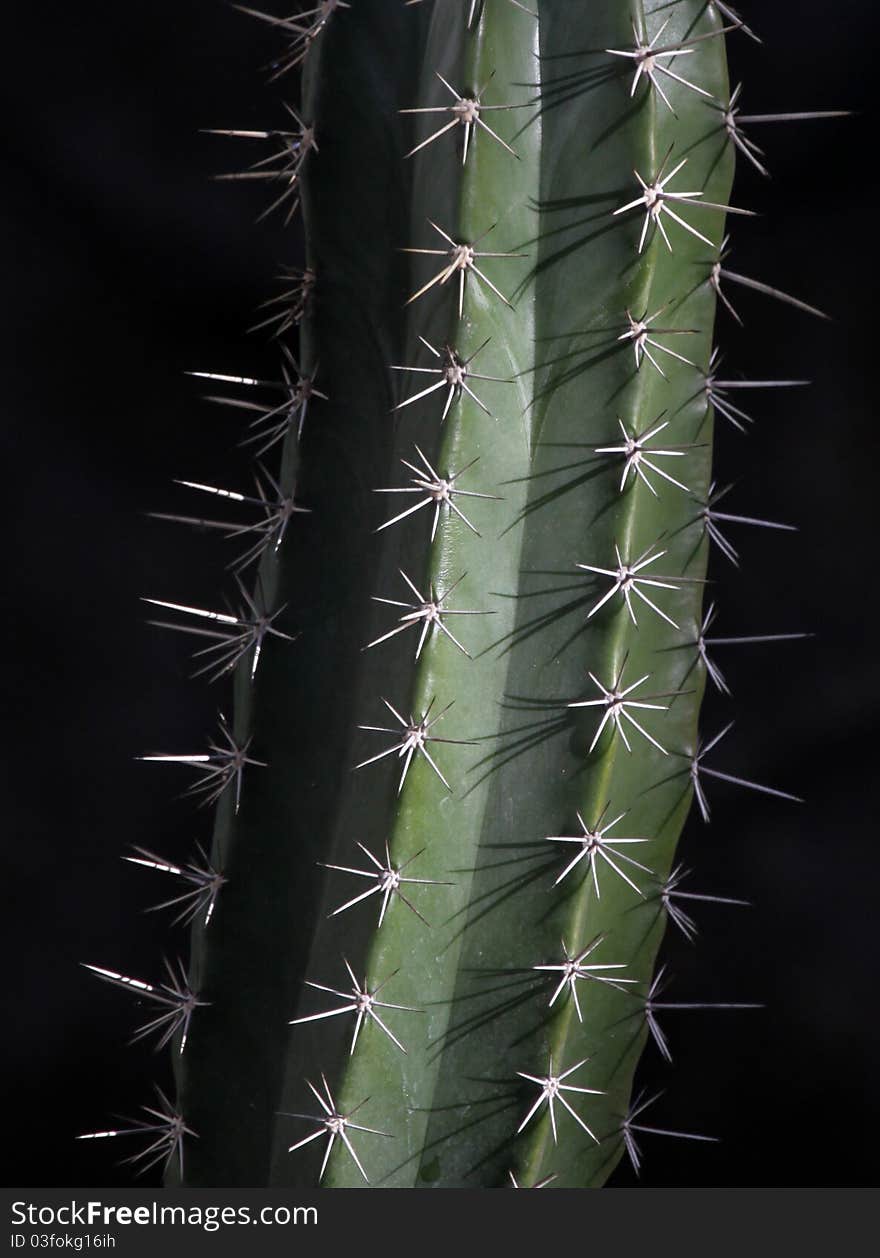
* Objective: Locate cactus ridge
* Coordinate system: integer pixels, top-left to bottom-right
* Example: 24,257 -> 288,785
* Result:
79,0 -> 844,1188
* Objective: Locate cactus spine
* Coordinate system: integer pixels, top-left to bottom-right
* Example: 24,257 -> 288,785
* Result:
86,0 -> 823,1188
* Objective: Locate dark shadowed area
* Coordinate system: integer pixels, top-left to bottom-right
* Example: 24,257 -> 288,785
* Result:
1,0 -> 876,1187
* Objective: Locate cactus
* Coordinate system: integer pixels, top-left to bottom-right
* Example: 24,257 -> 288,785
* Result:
81,0 -> 840,1188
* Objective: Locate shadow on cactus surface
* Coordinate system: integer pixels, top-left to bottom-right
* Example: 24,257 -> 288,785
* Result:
71,0 -> 855,1188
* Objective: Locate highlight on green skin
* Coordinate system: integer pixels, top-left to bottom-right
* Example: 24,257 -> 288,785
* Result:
78,0 -> 824,1190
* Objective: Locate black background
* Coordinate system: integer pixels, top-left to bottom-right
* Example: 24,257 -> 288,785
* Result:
2,0 -> 876,1187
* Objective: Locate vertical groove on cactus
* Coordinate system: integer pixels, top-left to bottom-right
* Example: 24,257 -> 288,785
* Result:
162,1 -> 424,1187
81,0 -> 840,1189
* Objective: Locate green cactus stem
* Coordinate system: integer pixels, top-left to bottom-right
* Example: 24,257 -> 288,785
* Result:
86,0 -> 815,1189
